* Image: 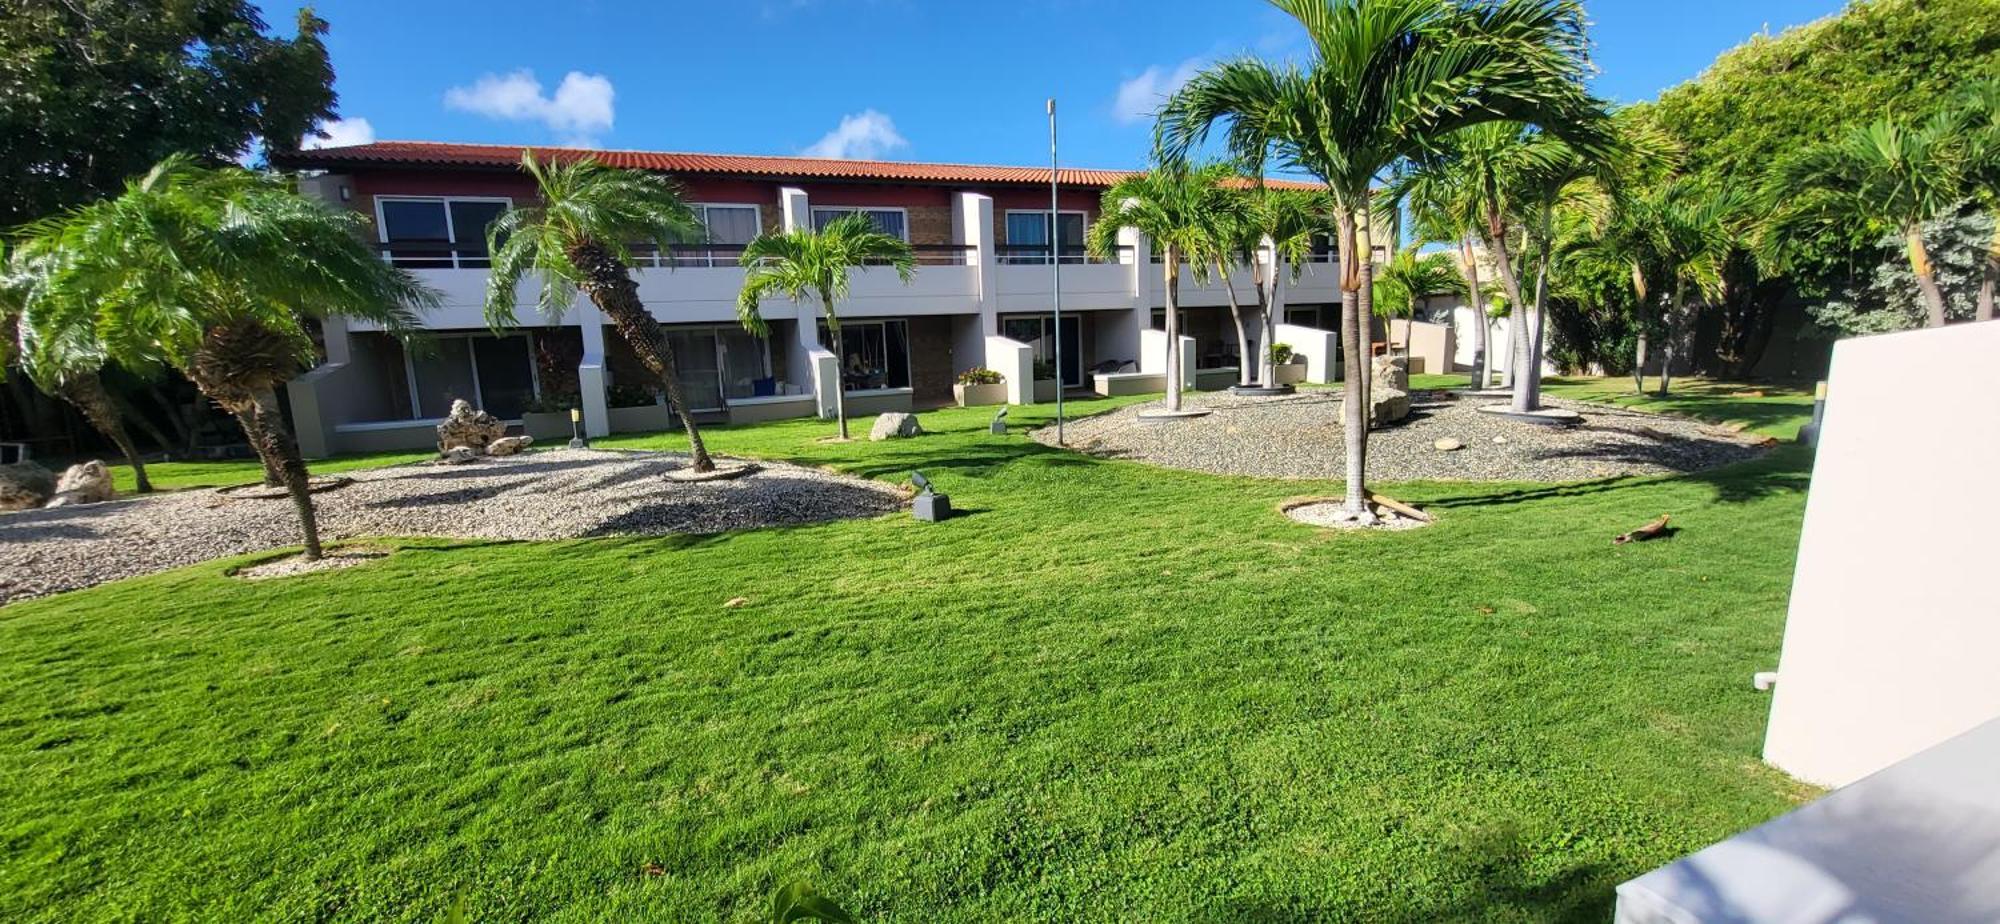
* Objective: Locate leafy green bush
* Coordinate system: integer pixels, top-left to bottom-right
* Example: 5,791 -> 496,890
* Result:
1031,359 -> 1057,381
1267,343 -> 1294,364
955,367 -> 1003,386
605,384 -> 661,408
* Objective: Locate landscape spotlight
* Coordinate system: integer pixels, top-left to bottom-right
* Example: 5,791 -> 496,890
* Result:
910,471 -> 950,522
568,407 -> 589,449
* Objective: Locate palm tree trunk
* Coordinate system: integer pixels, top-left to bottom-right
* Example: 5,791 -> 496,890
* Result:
233,409 -> 284,486
229,388 -> 323,561
1336,208 -> 1370,519
1906,224 -> 1949,328
1975,229 -> 1996,322
1659,279 -> 1683,398
1517,253 -> 1550,412
1163,252 -> 1183,413
1461,236 -> 1490,389
1265,256 -> 1286,388
570,241 -> 715,471
829,309 -> 850,441
1631,265 -> 1648,394
1219,261 -> 1253,386
56,373 -> 152,493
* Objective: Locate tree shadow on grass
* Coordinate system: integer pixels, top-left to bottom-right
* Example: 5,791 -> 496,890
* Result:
1224,832 -> 1615,923
1423,450 -> 1811,510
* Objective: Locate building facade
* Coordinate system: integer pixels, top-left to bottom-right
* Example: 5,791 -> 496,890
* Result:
273,141 -> 1347,456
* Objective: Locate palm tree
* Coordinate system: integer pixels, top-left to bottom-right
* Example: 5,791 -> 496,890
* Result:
736,213 -> 916,441
1564,193 -> 1660,392
485,152 -> 718,471
1372,249 -> 1465,355
1635,179 -> 1736,396
1158,0 -> 1608,518
1238,186 -> 1327,388
1,247 -> 154,492
12,156 -> 436,559
1085,158 -> 1232,413
1956,79 -> 1999,322
1389,157 -> 1496,388
1203,190 -> 1260,386
1766,112 -> 1971,329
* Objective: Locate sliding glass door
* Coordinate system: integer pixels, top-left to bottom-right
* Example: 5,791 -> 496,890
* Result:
1001,314 -> 1082,386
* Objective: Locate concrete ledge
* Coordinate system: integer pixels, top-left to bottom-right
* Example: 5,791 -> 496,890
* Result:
1476,404 -> 1583,427
1136,408 -> 1213,422
1195,368 -> 1240,391
727,394 -> 817,425
608,404 -> 676,433
1093,372 -> 1166,397
843,387 -> 914,417
330,419 -> 443,454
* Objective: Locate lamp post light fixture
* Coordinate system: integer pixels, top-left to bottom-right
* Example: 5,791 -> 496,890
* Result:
568,407 -> 589,449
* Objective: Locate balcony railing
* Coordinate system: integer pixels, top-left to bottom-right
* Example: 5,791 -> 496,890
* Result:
995,244 -> 1134,266
378,240 -> 976,270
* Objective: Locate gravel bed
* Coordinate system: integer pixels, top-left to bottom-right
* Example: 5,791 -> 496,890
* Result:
0,449 -> 905,605
1038,389 -> 1770,483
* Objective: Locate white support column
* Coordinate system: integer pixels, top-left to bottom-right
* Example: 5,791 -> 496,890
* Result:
576,302 -> 611,438
953,191 -> 997,337
776,185 -> 836,417
1097,224 -> 1151,369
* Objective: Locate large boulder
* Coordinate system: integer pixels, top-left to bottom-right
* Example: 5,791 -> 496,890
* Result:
0,460 -> 55,511
436,399 -> 505,453
1372,354 -> 1410,392
44,460 -> 116,507
869,412 -> 923,441
1371,387 -> 1412,426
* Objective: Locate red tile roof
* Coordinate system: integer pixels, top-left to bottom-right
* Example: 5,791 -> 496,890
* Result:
273,140 -> 1323,190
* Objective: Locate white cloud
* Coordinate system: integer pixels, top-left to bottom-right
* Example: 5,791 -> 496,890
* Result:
444,70 -> 615,145
800,109 -> 909,160
1114,58 -> 1202,125
303,117 -> 376,150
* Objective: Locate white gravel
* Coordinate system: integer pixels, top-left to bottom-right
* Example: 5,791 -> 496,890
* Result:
0,449 -> 905,605
1038,388 -> 1771,483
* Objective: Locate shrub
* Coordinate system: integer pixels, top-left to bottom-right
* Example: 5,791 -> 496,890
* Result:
955,367 -> 1003,386
1268,342 -> 1294,365
520,393 -> 581,414
605,383 -> 662,408
1031,359 -> 1057,381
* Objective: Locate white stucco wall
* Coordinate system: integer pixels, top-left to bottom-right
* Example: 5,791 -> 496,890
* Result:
1762,321 -> 2000,788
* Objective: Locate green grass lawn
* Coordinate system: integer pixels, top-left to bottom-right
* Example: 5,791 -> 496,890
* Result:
1,380 -> 1815,922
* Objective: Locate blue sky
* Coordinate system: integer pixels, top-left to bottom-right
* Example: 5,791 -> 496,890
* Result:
267,0 -> 1845,170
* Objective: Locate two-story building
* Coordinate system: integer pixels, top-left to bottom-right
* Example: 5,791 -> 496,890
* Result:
272,141 -> 1348,456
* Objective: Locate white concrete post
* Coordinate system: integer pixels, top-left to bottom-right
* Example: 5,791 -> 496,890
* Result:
986,336 -> 1035,404
954,191 -> 998,336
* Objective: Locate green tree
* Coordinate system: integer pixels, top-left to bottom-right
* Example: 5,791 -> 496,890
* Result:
1764,113 -> 1972,329
1086,159 -> 1232,413
1235,186 -> 1328,389
1953,79 -> 1999,322
736,213 -> 917,441
11,157 -> 436,558
1160,0 -> 1609,518
1634,179 -> 1737,395
1371,250 -> 1464,354
0,1 -> 337,227
0,254 -> 153,492
485,152 -> 719,471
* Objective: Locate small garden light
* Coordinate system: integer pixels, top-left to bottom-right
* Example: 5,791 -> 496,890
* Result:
910,471 -> 950,522
568,407 -> 588,449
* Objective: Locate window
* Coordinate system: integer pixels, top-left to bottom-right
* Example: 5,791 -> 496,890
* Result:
611,325 -> 773,411
819,319 -> 910,391
671,204 -> 761,267
810,207 -> 908,241
351,331 -> 540,422
1003,210 -> 1087,264
376,197 -> 512,268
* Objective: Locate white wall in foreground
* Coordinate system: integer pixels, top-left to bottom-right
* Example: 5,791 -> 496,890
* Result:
1763,321 -> 2000,788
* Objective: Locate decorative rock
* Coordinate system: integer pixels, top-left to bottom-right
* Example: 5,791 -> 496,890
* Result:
1493,436 -> 1509,444
0,460 -> 56,511
440,446 -> 478,464
869,412 -> 923,441
1433,438 -> 1463,451
44,460 -> 116,507
1372,354 -> 1410,392
485,435 -> 534,456
436,399 -> 505,453
1371,387 -> 1411,426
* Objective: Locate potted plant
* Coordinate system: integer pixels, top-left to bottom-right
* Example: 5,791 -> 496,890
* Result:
605,383 -> 675,432
521,393 -> 580,440
1269,342 -> 1307,385
1031,359 -> 1059,403
953,367 -> 1008,407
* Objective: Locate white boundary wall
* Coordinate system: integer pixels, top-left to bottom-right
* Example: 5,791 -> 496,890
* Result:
1762,322 -> 2000,787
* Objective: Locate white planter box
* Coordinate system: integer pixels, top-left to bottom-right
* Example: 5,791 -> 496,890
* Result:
1274,362 -> 1307,385
954,382 -> 1008,407
1033,379 -> 1058,403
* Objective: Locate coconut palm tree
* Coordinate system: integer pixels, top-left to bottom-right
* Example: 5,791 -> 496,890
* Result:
1086,158 -> 1233,413
1765,112 -> 1971,329
1372,249 -> 1465,354
1388,156 -> 1496,388
1201,186 -> 1263,386
1158,0 -> 1608,519
735,213 -> 915,441
11,156 -> 436,559
484,151 -> 720,470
